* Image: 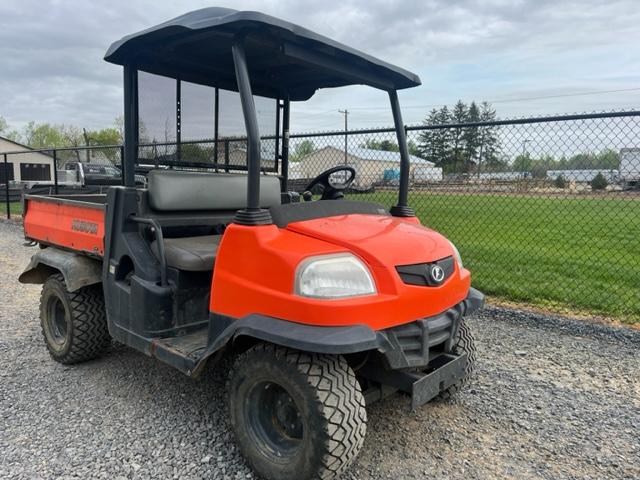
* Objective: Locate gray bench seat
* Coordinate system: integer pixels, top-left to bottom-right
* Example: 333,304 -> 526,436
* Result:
152,235 -> 222,271
145,170 -> 281,271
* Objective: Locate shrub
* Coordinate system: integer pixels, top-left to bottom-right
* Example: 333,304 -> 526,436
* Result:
554,175 -> 566,188
591,173 -> 608,190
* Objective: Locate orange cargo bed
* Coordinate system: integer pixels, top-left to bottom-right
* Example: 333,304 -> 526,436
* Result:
23,194 -> 107,257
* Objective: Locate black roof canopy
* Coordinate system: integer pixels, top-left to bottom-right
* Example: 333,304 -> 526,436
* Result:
104,7 -> 421,101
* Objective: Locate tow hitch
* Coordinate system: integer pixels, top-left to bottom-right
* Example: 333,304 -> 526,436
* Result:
359,353 -> 468,409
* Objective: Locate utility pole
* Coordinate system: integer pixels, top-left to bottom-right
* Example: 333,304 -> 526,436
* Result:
338,109 -> 349,164
521,139 -> 530,159
82,128 -> 91,162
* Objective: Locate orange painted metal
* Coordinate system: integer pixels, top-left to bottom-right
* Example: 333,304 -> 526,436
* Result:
211,215 -> 471,330
23,197 -> 105,256
23,194 -> 470,331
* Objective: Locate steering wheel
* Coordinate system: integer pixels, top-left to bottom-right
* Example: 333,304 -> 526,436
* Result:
303,166 -> 356,201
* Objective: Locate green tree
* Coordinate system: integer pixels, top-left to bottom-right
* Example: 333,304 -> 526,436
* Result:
418,106 -> 452,170
462,102 -> 481,169
0,116 -> 21,142
477,102 -> 500,170
419,101 -> 500,174
450,100 -> 468,172
512,153 -> 532,172
22,122 -> 84,149
179,143 -> 212,163
360,138 -> 422,157
590,172 -> 608,190
290,140 -> 316,162
85,127 -> 122,146
554,175 -> 567,188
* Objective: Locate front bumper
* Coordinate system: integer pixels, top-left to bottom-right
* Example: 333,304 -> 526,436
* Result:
359,287 -> 484,409
378,287 -> 484,370
360,352 -> 468,409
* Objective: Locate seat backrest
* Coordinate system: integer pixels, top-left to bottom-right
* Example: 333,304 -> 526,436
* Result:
147,170 -> 281,211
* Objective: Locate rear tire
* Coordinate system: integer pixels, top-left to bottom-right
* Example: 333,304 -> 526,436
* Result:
438,320 -> 477,401
227,344 -> 367,480
39,273 -> 110,364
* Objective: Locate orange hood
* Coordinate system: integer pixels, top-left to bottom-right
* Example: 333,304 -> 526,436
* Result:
285,214 -> 454,267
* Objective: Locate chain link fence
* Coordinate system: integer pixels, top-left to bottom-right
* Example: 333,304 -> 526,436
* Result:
288,111 -> 640,323
2,111 -> 639,322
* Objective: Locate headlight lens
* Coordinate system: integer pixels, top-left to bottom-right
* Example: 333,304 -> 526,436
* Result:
295,254 -> 376,299
449,241 -> 463,269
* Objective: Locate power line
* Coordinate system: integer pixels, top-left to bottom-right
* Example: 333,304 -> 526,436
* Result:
340,87 -> 640,111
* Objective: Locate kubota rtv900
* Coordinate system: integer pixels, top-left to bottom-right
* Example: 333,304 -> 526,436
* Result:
19,8 -> 484,479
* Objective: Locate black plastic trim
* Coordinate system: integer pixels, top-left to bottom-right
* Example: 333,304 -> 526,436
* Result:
196,288 -> 485,374
269,200 -> 389,228
396,256 -> 455,287
389,205 -> 416,217
233,208 -> 273,225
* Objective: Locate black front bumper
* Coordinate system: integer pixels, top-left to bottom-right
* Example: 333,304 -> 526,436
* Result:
360,353 -> 468,409
378,287 -> 484,370
360,287 -> 484,409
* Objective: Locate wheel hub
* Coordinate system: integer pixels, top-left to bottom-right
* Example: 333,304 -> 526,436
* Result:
47,296 -> 68,345
245,381 -> 304,458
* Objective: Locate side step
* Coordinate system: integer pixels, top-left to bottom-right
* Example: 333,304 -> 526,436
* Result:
150,327 -> 208,375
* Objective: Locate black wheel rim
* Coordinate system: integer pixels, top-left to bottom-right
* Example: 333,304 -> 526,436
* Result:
47,295 -> 68,346
245,381 -> 304,459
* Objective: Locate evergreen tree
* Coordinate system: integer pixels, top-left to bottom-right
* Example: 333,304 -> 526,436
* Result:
418,108 -> 442,165
477,102 -> 500,170
462,102 -> 481,170
450,100 -> 468,172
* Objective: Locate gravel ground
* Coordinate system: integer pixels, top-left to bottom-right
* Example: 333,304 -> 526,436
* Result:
1,219 -> 639,480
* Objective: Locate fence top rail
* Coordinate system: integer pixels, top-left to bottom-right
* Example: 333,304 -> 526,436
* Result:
1,143 -> 124,157
290,110 -> 640,138
2,110 -> 639,155
0,136 -> 283,156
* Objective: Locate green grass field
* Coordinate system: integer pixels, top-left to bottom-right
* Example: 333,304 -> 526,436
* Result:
5,202 -> 22,216
350,191 -> 640,324
6,194 -> 640,323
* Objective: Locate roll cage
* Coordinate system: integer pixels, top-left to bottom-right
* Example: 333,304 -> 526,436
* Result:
105,7 -> 421,224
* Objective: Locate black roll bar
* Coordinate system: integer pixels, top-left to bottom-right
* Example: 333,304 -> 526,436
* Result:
388,90 -> 415,217
231,39 -> 273,225
123,64 -> 138,188
281,98 -> 291,192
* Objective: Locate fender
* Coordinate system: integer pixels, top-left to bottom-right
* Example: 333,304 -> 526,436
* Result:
18,247 -> 103,292
193,288 -> 485,376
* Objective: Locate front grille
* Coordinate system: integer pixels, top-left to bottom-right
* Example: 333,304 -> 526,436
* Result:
396,256 -> 455,286
380,303 -> 463,369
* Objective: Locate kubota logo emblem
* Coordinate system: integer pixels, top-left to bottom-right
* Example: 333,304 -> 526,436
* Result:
71,219 -> 98,235
430,265 -> 445,283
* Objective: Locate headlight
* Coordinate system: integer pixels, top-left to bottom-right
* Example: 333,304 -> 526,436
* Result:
449,241 -> 463,269
295,253 -> 376,299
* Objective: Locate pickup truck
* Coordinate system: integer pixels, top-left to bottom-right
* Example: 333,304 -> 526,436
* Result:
59,162 -> 146,188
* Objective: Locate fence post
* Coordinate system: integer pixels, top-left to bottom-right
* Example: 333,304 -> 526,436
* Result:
4,154 -> 10,220
52,149 -> 59,195
224,140 -> 230,172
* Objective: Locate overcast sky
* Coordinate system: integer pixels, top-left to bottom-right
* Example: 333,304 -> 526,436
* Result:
1,0 -> 639,134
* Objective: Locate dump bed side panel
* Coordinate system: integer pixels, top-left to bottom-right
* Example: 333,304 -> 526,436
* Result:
23,195 -> 106,257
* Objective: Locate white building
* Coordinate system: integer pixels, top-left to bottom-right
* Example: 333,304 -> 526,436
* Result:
0,136 -> 55,184
546,169 -> 618,183
297,146 -> 441,188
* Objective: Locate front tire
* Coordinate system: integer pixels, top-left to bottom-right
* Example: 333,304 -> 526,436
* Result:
227,344 -> 367,480
40,273 -> 110,364
438,320 -> 477,401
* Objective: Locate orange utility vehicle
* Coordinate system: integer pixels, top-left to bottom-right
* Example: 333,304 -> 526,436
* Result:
19,8 -> 483,480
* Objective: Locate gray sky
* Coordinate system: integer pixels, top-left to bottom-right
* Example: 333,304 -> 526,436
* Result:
1,0 -> 639,134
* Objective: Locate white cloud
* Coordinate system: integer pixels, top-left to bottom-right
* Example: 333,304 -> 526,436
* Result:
0,0 -> 638,133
